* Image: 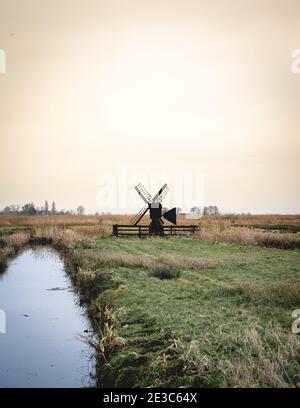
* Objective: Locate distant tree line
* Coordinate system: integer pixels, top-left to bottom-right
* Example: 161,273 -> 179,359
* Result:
0,201 -> 85,216
189,205 -> 220,216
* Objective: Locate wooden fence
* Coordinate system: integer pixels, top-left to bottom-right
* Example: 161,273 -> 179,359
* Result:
112,224 -> 197,237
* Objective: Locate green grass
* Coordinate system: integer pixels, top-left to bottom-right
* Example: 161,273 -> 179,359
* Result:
236,224 -> 300,233
0,225 -> 33,236
71,236 -> 300,387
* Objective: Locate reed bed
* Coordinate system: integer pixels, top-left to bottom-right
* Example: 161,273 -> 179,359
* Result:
195,224 -> 300,249
33,226 -> 86,250
1,214 -> 299,227
1,214 -> 300,250
0,214 -> 133,226
1,232 -> 31,248
0,232 -> 31,272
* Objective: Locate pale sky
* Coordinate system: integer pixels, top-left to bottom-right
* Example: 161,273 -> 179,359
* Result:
0,0 -> 300,214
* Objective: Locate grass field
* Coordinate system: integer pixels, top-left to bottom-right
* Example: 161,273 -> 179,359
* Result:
0,215 -> 299,387
71,236 -> 300,387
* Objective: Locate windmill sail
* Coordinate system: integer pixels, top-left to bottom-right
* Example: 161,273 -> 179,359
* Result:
152,183 -> 169,203
135,183 -> 152,204
131,206 -> 149,225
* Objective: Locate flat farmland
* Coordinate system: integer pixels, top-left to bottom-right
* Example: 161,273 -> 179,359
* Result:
0,215 -> 299,387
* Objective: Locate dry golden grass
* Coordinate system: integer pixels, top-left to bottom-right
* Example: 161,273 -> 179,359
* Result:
69,224 -> 109,237
217,324 -> 300,387
1,232 -> 31,248
0,232 -> 31,271
33,226 -> 86,250
0,246 -> 15,271
153,322 -> 300,388
1,214 -> 300,247
82,306 -> 126,362
195,224 -> 300,249
196,214 -> 300,226
178,214 -> 300,226
0,214 -> 133,226
1,214 -> 299,227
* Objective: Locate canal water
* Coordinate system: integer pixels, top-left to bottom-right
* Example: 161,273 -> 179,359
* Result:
0,247 -> 95,387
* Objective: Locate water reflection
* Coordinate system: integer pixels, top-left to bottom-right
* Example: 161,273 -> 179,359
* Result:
0,247 -> 96,388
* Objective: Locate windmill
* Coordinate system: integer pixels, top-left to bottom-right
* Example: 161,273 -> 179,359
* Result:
131,183 -> 177,236
112,182 -> 197,237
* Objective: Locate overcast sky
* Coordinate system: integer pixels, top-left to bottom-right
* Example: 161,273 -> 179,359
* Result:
0,0 -> 300,213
